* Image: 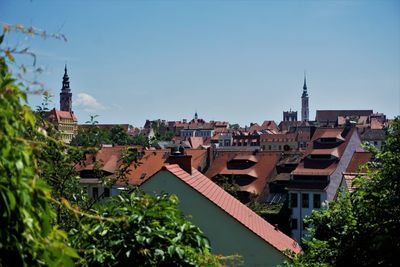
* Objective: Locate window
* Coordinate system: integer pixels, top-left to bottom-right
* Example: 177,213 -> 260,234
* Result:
278,145 -> 282,150
313,194 -> 321,208
104,187 -> 110,198
290,193 -> 298,208
268,145 -> 271,150
302,221 -> 309,230
291,218 -> 298,230
302,193 -> 309,208
92,187 -> 98,199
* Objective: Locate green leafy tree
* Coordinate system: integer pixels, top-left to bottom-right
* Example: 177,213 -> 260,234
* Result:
109,125 -> 134,145
0,32 -> 77,266
285,117 -> 400,266
70,191 -> 221,267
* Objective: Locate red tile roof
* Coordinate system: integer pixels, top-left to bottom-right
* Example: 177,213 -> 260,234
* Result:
77,146 -> 126,173
292,127 -> 358,176
160,164 -> 301,254
47,108 -> 77,122
345,151 -> 373,173
205,151 -> 280,194
77,147 -> 208,184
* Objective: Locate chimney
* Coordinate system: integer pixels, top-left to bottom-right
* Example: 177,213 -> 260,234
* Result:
168,146 -> 192,175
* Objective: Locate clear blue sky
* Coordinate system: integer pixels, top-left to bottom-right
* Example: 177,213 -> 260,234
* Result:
1,0 -> 399,126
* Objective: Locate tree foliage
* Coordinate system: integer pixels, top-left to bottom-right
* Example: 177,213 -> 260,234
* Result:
0,28 -> 223,266
285,118 -> 400,266
70,192 -> 220,267
0,34 -> 77,266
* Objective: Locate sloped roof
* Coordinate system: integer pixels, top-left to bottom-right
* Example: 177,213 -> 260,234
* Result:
292,127 -> 358,176
158,164 -> 301,254
77,146 -> 126,174
77,147 -> 208,184
345,151 -> 373,173
47,108 -> 77,122
205,151 -> 279,194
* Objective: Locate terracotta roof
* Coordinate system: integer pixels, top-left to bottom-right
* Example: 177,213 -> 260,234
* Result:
317,128 -> 345,140
316,110 -> 373,122
311,148 -> 340,158
189,137 -> 204,149
77,147 -> 208,184
292,127 -> 357,176
159,164 -> 301,254
47,108 -> 77,122
77,146 -> 126,174
345,151 -> 373,173
205,151 -> 280,194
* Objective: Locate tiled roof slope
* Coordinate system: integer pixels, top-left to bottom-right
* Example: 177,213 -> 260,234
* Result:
205,151 -> 280,194
292,127 -> 357,176
77,147 -> 208,183
162,164 -> 301,254
47,108 -> 77,122
345,151 -> 373,173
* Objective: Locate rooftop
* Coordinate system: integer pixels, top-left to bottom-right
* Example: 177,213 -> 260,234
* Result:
158,164 -> 301,254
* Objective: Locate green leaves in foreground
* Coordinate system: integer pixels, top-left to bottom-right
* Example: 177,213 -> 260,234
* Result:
0,43 -> 77,266
70,192 -> 221,266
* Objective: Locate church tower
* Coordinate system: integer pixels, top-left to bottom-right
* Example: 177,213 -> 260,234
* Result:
60,65 -> 72,112
301,73 -> 309,121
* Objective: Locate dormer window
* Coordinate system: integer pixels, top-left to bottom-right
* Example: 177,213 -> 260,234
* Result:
308,154 -> 336,160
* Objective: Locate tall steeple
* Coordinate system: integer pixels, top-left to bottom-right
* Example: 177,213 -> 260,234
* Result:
60,64 -> 72,112
301,72 -> 309,121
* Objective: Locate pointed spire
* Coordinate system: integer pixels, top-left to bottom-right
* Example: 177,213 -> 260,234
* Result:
61,64 -> 70,92
302,71 -> 308,98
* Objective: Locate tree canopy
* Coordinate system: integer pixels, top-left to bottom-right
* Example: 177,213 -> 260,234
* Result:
285,118 -> 400,266
0,28 -> 223,266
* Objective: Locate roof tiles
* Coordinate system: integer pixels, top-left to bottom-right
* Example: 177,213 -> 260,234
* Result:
162,164 -> 301,254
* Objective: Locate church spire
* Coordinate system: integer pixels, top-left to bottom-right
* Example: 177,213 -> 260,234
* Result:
60,65 -> 72,112
301,72 -> 309,121
302,72 -> 308,98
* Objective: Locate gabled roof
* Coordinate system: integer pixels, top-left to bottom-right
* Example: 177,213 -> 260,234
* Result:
155,164 -> 301,254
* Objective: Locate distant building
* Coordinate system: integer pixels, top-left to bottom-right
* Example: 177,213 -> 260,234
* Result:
315,110 -> 373,127
260,133 -> 298,151
46,65 -> 78,143
283,110 -> 298,122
